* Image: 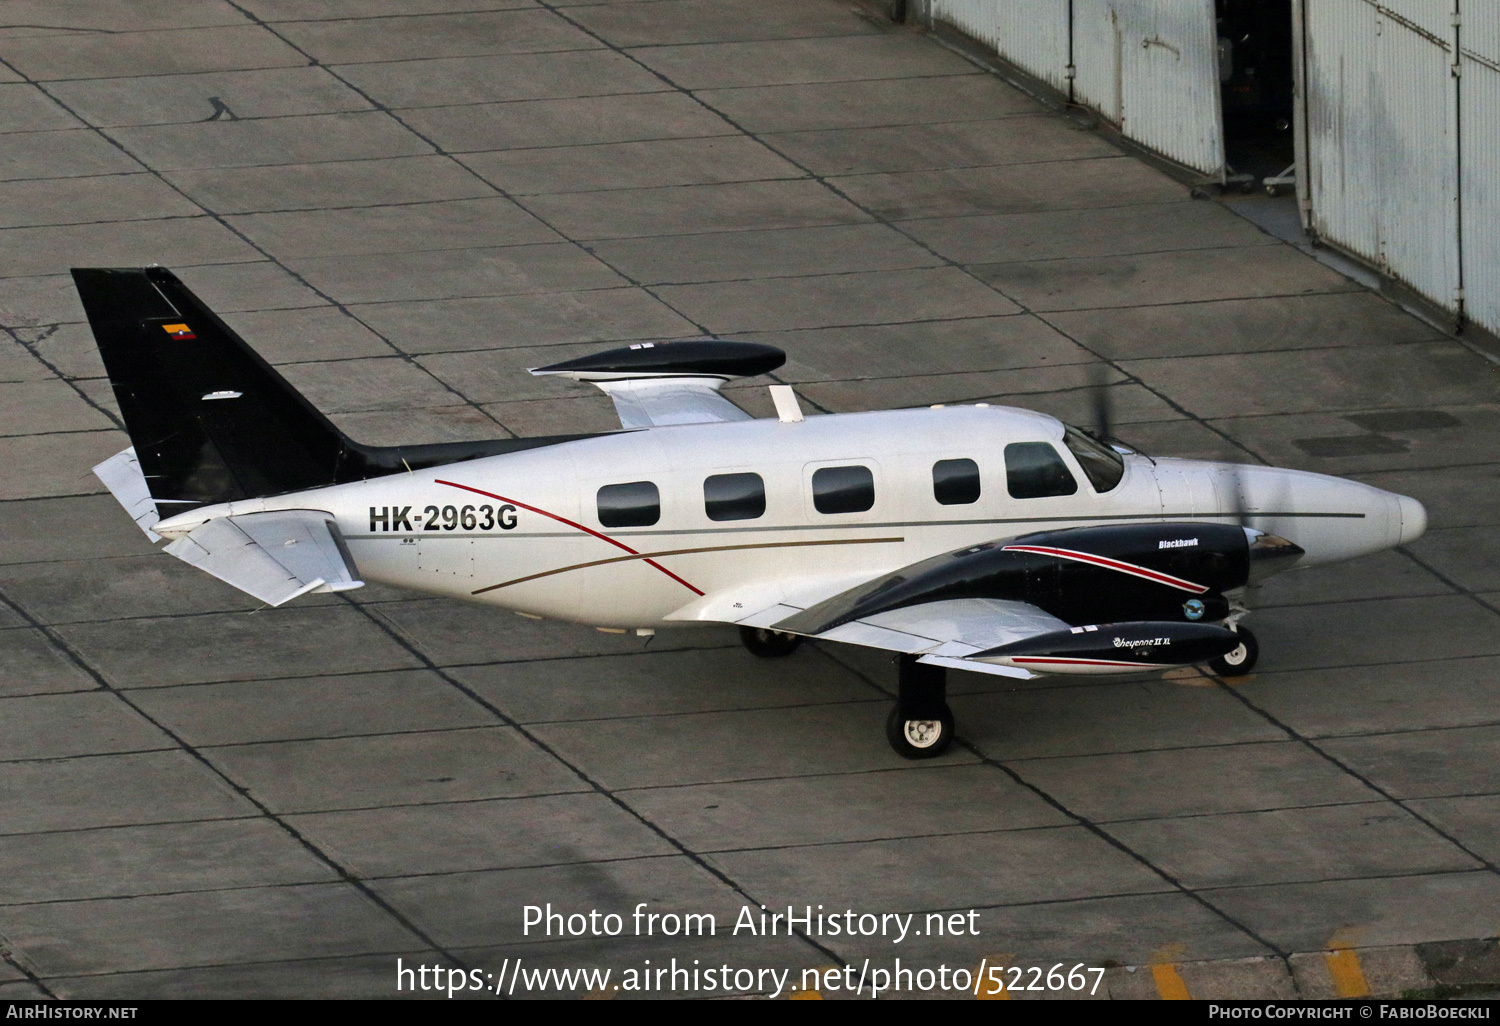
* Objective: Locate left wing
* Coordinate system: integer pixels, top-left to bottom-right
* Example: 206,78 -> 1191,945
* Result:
675,581 -> 1055,679
677,519 -> 1252,676
530,339 -> 785,429
793,597 -> 1061,678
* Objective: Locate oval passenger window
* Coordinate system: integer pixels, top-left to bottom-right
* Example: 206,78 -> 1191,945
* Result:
932,458 -> 981,505
812,465 -> 874,514
704,472 -> 765,521
597,481 -> 660,527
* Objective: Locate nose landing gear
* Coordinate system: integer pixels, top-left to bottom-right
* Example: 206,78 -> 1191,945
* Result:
886,655 -> 954,759
1208,626 -> 1259,676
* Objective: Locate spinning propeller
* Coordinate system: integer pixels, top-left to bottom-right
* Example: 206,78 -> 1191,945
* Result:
1088,363 -> 1114,444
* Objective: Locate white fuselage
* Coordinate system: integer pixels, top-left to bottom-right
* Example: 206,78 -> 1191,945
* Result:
153,406 -> 1425,628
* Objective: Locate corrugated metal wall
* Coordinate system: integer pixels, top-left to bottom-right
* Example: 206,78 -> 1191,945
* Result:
927,0 -> 1225,177
924,0 -> 1070,91
1461,0 -> 1500,334
1303,0 -> 1381,263
1073,0 -> 1224,176
1304,0 -> 1462,316
926,0 -> 999,52
1302,0 -> 1500,336
1070,1 -> 1122,120
993,0 -> 1072,94
924,0 -> 1499,335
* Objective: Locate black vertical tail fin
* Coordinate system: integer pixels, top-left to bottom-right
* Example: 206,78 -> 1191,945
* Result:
74,267 -> 603,511
73,266 -> 352,507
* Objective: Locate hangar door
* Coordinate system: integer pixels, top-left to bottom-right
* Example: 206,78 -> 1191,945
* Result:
927,0 -> 1227,178
1302,0 -> 1462,317
1300,0 -> 1500,335
1459,1 -> 1500,335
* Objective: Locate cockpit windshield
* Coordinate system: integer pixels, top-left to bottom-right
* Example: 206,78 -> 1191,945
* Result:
1062,425 -> 1125,492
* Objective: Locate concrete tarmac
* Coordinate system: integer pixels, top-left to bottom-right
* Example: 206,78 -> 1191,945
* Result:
0,0 -> 1497,1000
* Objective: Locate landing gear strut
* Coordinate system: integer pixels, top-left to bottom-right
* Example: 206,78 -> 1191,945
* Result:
1208,626 -> 1259,677
739,626 -> 801,658
886,655 -> 953,759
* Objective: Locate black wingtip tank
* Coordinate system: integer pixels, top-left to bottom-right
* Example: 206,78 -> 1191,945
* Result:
73,267 -> 599,510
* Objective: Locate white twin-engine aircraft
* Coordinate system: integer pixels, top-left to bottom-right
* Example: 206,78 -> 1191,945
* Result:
78,267 -> 1427,757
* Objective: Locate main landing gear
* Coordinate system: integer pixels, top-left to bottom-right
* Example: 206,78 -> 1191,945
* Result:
886,655 -> 954,759
1208,626 -> 1259,677
738,626 -> 802,658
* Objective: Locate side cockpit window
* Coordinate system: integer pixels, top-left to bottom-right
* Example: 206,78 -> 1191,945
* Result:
1004,442 -> 1078,499
932,458 -> 980,505
597,481 -> 659,527
704,472 -> 765,521
1062,425 -> 1125,493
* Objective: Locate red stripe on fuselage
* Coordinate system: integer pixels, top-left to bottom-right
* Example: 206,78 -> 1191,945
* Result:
1001,544 -> 1209,594
435,479 -> 704,596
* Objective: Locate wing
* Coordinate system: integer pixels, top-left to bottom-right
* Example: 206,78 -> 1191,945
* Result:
164,509 -> 363,607
92,446 -> 162,541
674,579 -> 1060,680
530,339 -> 785,429
580,376 -> 751,429
796,597 -> 1064,678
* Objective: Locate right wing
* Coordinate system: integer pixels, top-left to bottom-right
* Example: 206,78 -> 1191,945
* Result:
530,339 -> 785,429
575,376 -> 751,429
164,509 -> 363,607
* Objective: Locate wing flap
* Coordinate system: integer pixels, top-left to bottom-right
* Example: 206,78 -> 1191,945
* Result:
859,598 -> 1069,651
735,603 -> 804,629
777,597 -> 1066,679
595,377 -> 751,429
818,620 -> 937,653
164,509 -> 363,607
914,654 -> 1036,679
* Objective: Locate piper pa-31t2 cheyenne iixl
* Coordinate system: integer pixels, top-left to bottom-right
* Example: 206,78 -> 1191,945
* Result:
77,267 -> 1427,758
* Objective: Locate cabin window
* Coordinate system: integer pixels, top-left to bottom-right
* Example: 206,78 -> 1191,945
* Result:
704,472 -> 765,521
597,481 -> 660,527
932,458 -> 981,505
1004,442 -> 1078,499
1062,425 -> 1125,493
812,465 -> 875,514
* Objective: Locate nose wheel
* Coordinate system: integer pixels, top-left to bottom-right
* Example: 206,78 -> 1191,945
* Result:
887,655 -> 953,759
1208,627 -> 1259,676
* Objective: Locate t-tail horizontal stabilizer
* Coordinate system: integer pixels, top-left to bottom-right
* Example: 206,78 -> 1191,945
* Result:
163,510 -> 363,607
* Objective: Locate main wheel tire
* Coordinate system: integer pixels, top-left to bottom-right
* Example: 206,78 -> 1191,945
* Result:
738,626 -> 801,658
1208,627 -> 1259,677
886,703 -> 954,759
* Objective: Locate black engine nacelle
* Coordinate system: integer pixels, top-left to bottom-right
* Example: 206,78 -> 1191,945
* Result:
972,620 -> 1243,674
779,522 -> 1299,636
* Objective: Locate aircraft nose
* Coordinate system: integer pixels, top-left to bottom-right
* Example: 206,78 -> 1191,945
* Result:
1398,494 -> 1428,545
